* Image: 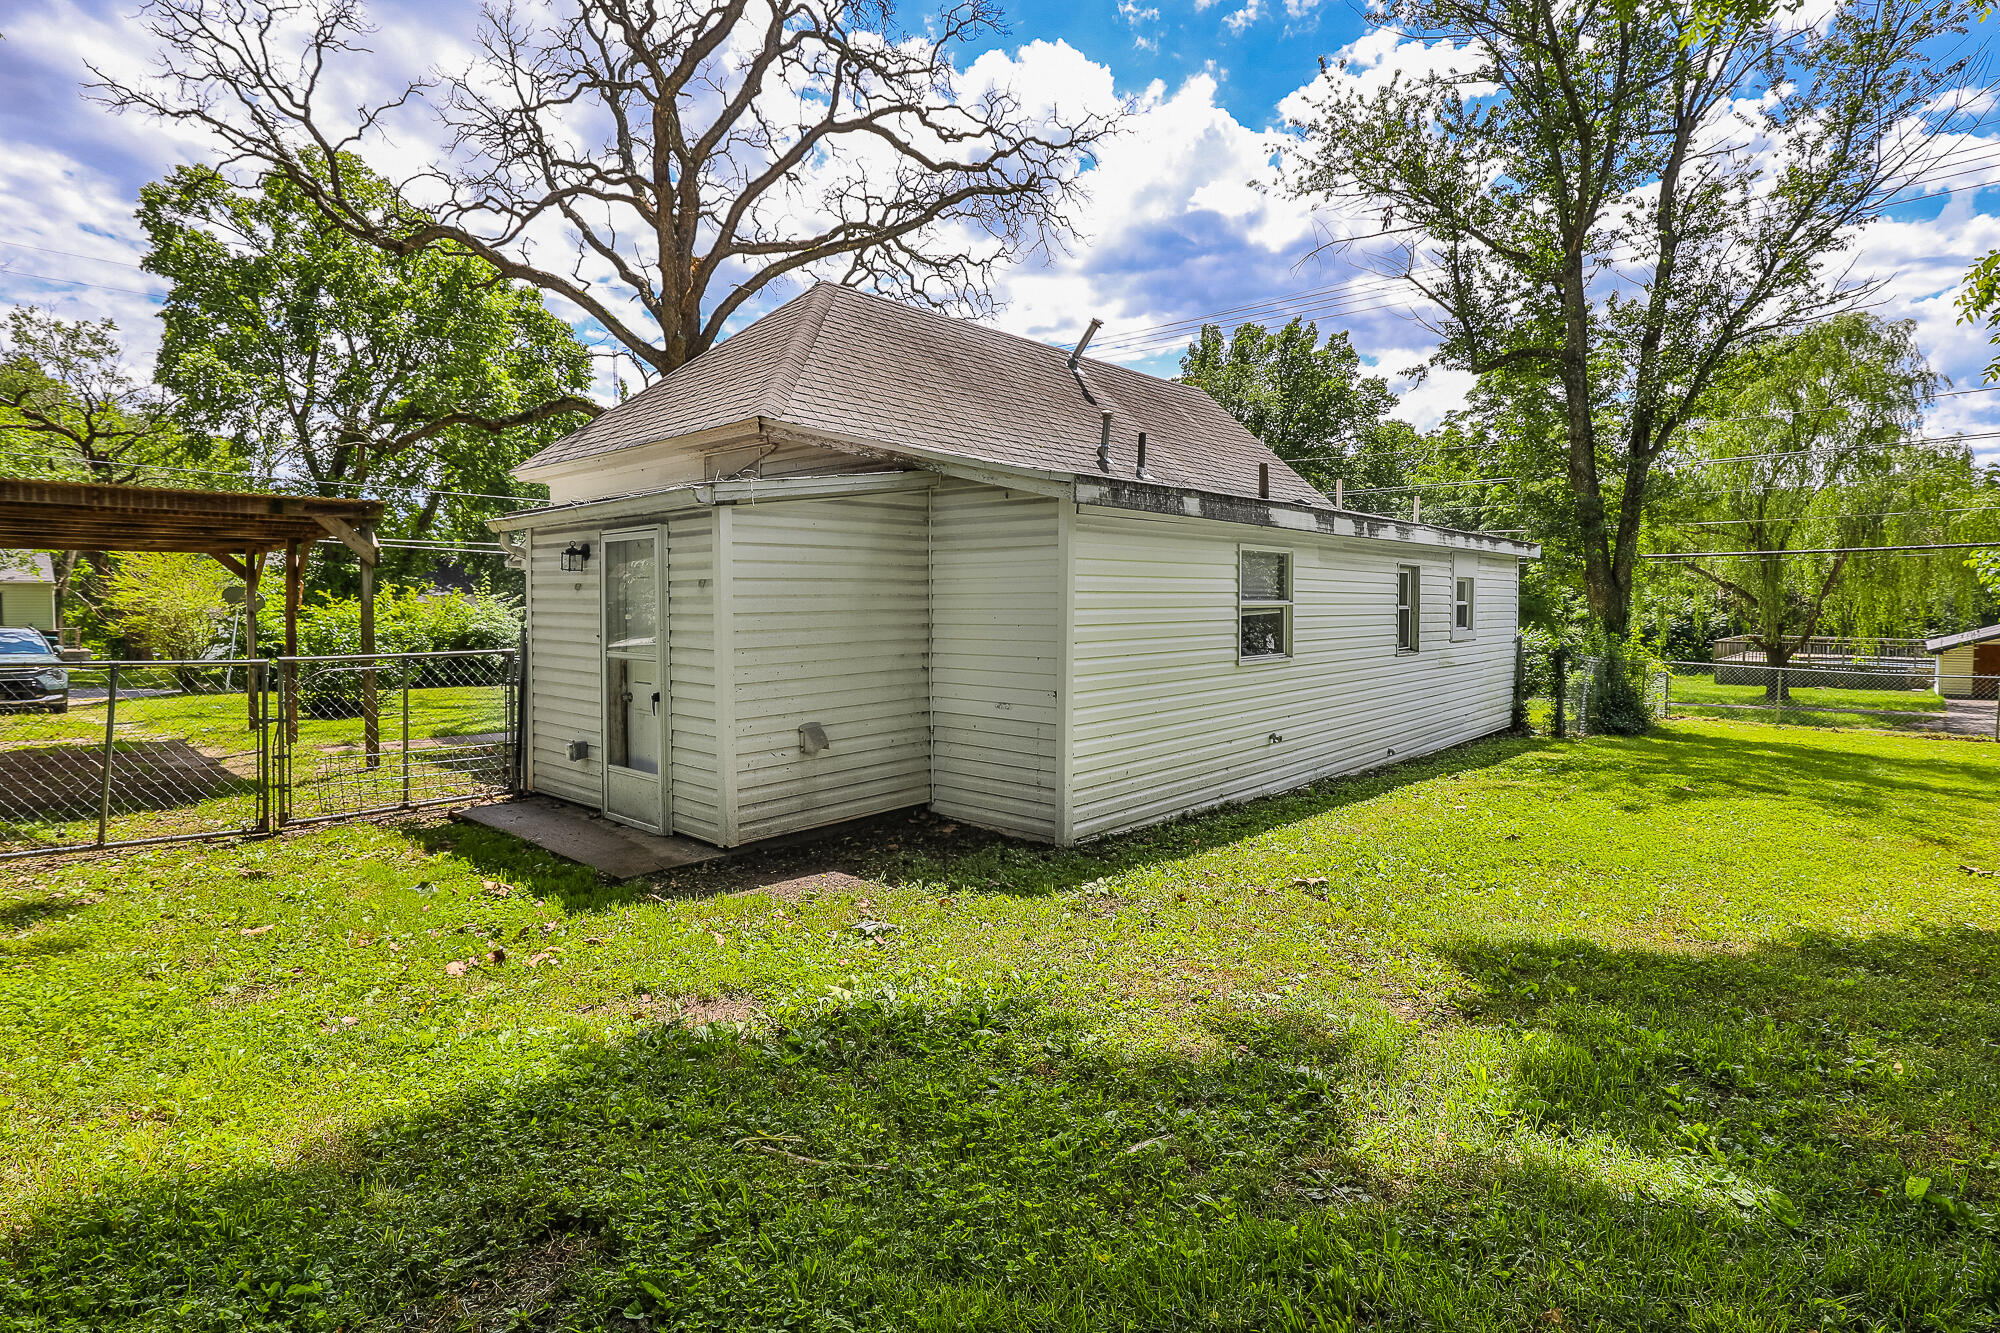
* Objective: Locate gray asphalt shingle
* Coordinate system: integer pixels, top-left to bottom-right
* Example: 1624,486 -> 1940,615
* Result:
518,284 -> 1328,506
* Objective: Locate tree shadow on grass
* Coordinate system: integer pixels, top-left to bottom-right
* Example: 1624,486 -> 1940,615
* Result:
1438,927 -> 2000,1226
1548,723 -> 1998,844
414,735 -> 1540,910
6,976 -> 1995,1332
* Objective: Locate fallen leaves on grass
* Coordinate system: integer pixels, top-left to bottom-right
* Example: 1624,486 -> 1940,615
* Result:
527,949 -> 560,968
239,924 -> 274,936
445,959 -> 469,977
482,880 -> 513,898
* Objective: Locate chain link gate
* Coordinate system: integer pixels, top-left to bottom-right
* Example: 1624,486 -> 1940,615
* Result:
0,649 -> 517,859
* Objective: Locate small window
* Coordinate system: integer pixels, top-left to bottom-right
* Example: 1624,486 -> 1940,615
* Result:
1396,565 -> 1421,652
1454,577 -> 1475,634
1239,548 -> 1291,661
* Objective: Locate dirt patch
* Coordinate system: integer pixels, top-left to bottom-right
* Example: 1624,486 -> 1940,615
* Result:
748,869 -> 876,903
579,991 -> 761,1027
399,1231 -> 597,1332
0,740 -> 249,820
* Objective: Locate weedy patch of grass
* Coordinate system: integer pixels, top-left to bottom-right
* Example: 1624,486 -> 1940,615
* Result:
2,719 -> 1998,1330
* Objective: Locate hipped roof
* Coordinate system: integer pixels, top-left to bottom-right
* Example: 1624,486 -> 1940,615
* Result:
517,283 -> 1328,506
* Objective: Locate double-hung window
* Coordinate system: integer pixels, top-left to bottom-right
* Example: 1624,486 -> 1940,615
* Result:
1239,548 -> 1291,661
1396,565 -> 1421,652
1454,577 -> 1475,636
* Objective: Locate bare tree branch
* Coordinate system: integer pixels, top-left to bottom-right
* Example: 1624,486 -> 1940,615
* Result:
92,0 -> 1121,376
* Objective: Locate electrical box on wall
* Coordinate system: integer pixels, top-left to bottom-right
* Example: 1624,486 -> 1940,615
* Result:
568,739 -> 591,761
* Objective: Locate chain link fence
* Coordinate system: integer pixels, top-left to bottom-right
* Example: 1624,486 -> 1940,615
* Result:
0,649 -> 517,859
1664,659 -> 1998,738
274,650 -> 517,824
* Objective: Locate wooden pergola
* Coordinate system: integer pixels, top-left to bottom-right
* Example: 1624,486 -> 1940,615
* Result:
0,480 -> 386,742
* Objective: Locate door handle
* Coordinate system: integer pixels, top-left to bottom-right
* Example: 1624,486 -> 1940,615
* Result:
651,691 -> 661,713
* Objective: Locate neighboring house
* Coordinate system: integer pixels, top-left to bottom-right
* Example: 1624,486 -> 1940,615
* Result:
491,284 -> 1538,848
0,551 -> 56,635
1926,624 -> 2000,700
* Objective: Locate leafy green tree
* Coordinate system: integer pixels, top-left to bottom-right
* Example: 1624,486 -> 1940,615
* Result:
138,160 -> 598,585
103,551 -> 233,661
0,305 -> 222,614
1659,316 -> 1965,695
1179,319 -> 1415,501
1283,0 -> 1978,645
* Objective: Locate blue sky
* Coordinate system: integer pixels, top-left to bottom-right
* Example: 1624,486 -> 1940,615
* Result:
2,0 -> 1998,455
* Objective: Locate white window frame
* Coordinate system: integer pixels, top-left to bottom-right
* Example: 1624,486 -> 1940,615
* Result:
1238,546 -> 1293,663
1453,575 -> 1476,640
1396,564 -> 1421,654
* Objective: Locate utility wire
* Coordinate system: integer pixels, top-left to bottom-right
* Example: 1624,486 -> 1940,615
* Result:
1643,540 -> 2000,559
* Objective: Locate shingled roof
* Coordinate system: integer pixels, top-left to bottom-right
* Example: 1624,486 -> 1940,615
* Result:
517,284 -> 1328,506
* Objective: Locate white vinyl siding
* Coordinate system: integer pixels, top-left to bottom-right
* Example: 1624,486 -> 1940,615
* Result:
665,509 -> 723,842
524,526 -> 603,807
1066,508 -> 1518,843
0,584 -> 55,632
726,491 -> 931,842
928,478 -> 1062,839
1936,643 -> 1979,697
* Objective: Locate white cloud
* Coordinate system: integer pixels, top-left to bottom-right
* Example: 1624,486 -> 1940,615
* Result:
2,0 -> 1997,465
1222,0 -> 1263,36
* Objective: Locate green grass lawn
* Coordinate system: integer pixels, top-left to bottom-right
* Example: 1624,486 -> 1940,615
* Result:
0,683 -> 509,751
0,686 -> 511,852
1669,674 -> 1949,716
3,719 -> 1998,1330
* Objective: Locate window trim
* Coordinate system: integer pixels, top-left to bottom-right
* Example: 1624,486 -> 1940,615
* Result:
1238,545 -> 1293,664
1396,564 -> 1421,654
1453,575 -> 1476,640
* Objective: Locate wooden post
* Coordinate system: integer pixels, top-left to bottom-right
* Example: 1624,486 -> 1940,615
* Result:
360,529 -> 379,770
283,539 -> 303,746
1334,478 -> 1343,509
1552,647 -> 1569,739
243,552 -> 262,729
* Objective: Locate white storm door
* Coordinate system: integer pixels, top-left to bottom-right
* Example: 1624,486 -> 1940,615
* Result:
601,529 -> 668,833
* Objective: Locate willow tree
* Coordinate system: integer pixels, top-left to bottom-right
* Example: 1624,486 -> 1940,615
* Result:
94,0 -> 1117,375
1284,0 -> 1980,652
1660,315 -> 1954,697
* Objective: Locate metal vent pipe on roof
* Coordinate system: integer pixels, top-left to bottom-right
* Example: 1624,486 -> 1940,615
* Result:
1069,318 -> 1103,368
1259,462 -> 1270,499
1098,411 -> 1113,472
1136,431 -> 1149,479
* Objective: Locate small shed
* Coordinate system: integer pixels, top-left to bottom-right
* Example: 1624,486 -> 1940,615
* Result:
0,551 -> 56,634
491,285 -> 1539,848
1926,624 -> 2000,699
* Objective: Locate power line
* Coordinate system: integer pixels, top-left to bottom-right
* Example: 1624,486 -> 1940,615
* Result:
1643,540 -> 2000,560
0,239 -> 149,270
0,448 -> 543,506
1667,504 -> 2000,526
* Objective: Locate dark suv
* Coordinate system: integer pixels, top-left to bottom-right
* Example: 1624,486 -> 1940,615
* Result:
0,627 -> 69,712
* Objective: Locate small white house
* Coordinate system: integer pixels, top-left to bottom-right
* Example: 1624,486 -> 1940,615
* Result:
1926,624 -> 2000,699
492,285 -> 1538,848
0,551 -> 56,634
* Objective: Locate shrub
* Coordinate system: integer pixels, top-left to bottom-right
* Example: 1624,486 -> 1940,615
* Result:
103,552 -> 232,661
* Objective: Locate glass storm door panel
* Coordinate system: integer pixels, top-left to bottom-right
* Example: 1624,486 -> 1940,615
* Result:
602,532 -> 666,832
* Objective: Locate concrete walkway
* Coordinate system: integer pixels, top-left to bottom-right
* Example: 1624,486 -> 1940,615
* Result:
456,795 -> 726,877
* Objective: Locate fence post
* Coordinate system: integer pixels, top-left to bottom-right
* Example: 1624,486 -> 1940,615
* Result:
1661,668 -> 1672,719
1776,665 -> 1787,712
1552,647 -> 1569,739
96,664 -> 118,847
401,670 -> 412,806
253,660 -> 271,834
